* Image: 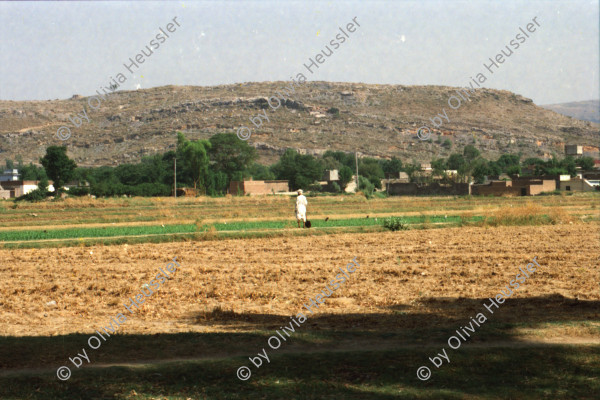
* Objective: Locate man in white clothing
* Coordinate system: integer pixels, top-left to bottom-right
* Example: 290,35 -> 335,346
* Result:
295,189 -> 308,228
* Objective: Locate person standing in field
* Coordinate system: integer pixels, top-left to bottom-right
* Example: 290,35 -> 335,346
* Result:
295,189 -> 308,228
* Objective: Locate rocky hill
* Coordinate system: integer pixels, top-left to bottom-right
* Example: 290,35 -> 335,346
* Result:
0,82 -> 598,167
541,100 -> 600,124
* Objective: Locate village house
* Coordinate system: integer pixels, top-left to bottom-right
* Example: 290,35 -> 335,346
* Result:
559,176 -> 597,192
0,169 -> 55,199
472,176 -> 556,196
228,179 -> 290,195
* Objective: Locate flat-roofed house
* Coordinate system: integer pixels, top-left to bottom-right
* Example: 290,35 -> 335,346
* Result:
229,179 -> 290,195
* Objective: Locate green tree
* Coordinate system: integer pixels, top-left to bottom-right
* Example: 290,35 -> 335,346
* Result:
40,146 -> 77,197
323,150 -> 355,169
248,163 -> 276,180
271,149 -> 324,190
115,164 -> 144,186
322,155 -> 342,170
206,170 -> 229,196
338,165 -> 354,190
471,159 -> 491,183
176,132 -> 211,192
506,165 -> 522,176
358,158 -> 384,189
381,157 -> 403,177
442,138 -> 452,149
358,176 -> 374,198
431,158 -> 448,178
487,161 -> 502,177
403,163 -> 420,182
559,156 -> 577,176
463,145 -> 481,162
5,159 -> 14,170
19,163 -> 47,180
575,156 -> 594,170
447,153 -> 466,171
544,167 -> 568,176
208,133 -> 257,179
495,154 -> 520,173
522,157 -> 545,167
38,176 -> 49,192
183,140 -> 211,191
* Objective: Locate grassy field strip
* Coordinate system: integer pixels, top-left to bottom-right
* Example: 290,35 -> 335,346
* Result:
0,226 -> 387,248
0,209 -> 502,231
0,221 -> 390,243
0,215 -> 474,241
7,220 -> 503,247
1,205 -> 597,231
1,217 -> 477,246
2,195 -> 597,231
2,212 -> 582,243
0,219 -> 184,231
0,224 -> 197,241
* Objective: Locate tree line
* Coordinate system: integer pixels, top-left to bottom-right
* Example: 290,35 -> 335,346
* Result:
5,134 -> 594,200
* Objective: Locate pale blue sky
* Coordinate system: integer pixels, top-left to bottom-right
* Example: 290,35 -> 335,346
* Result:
0,0 -> 598,104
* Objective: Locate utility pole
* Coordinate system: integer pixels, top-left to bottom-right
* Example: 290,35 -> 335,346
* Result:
355,151 -> 359,192
174,157 -> 177,198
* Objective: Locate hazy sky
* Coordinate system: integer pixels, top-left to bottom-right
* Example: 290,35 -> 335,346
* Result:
1,0 -> 598,105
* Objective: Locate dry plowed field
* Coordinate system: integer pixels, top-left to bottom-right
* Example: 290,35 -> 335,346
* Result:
2,224 -> 599,339
1,195 -> 599,399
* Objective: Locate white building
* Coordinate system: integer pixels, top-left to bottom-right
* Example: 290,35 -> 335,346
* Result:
0,169 -> 57,199
0,169 -> 19,182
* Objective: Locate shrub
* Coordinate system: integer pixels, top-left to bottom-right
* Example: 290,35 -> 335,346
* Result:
16,178 -> 50,202
307,181 -> 322,193
330,181 -> 341,193
68,187 -> 90,196
327,107 -> 340,116
421,214 -> 432,229
539,190 -> 562,196
459,212 -> 475,227
15,188 -> 49,202
383,216 -> 409,231
338,166 -> 354,190
130,183 -> 171,197
358,176 -> 374,199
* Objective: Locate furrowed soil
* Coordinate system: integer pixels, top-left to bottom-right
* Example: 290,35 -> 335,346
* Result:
1,222 -> 598,368
1,195 -> 599,400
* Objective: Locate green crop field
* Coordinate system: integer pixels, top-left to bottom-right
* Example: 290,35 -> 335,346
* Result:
2,193 -> 597,248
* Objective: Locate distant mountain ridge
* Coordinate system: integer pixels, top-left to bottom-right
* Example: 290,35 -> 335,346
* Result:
0,82 -> 598,167
541,100 -> 600,123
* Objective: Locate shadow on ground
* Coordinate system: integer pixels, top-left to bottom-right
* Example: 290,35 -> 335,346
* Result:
1,295 -> 599,399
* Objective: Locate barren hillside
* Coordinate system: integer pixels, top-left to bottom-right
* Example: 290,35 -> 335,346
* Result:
0,82 -> 598,167
541,100 -> 600,123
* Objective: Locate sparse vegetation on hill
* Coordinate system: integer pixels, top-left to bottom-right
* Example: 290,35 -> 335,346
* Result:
1,82 -> 597,168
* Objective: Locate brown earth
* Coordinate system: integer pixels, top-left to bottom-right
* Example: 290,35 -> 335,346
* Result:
1,223 -> 598,338
1,82 -> 598,167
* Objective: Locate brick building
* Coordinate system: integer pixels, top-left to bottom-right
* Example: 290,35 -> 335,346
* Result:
229,180 -> 289,195
472,177 -> 556,196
